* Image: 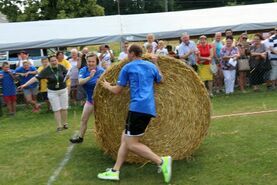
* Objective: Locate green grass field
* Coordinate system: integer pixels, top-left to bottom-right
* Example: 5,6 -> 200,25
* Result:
0,90 -> 277,185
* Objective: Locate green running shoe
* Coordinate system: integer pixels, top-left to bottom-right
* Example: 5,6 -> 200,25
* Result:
160,156 -> 172,183
97,168 -> 119,181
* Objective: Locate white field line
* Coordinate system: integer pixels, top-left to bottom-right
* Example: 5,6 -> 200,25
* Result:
47,131 -> 78,185
212,109 -> 277,119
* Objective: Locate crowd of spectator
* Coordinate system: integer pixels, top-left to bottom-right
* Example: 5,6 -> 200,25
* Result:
0,27 -> 277,118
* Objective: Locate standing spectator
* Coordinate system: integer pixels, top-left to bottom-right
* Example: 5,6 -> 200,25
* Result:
118,41 -> 129,61
212,32 -> 224,93
98,45 -> 114,68
156,40 -> 168,56
177,32 -> 198,71
69,48 -> 81,105
37,57 -> 51,111
19,55 -> 69,132
269,27 -> 277,89
0,62 -> 17,115
70,53 -> 105,143
222,29 -> 237,46
15,61 -> 40,112
237,33 -> 251,92
80,47 -> 89,69
197,35 -> 214,97
220,36 -> 240,95
17,50 -> 34,67
249,33 -> 267,91
56,51 -> 72,91
143,33 -> 158,53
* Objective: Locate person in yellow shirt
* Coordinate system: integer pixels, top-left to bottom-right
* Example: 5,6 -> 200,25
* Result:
222,29 -> 237,46
56,51 -> 71,90
38,57 -> 51,111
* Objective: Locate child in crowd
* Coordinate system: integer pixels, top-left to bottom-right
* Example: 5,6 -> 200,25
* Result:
0,62 -> 17,116
37,57 -> 51,111
156,40 -> 168,56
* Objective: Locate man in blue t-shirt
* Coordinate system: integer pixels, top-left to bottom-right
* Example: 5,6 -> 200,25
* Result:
98,44 -> 172,183
70,53 -> 105,143
15,60 -> 40,112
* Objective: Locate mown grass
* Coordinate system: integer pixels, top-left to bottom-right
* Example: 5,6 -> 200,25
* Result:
0,91 -> 276,185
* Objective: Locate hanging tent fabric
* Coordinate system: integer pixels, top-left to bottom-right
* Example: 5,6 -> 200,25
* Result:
0,3 -> 276,51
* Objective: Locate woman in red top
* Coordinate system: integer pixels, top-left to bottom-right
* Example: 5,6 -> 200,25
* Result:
197,35 -> 214,97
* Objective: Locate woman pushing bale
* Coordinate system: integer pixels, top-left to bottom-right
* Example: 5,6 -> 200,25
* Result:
94,44 -> 211,183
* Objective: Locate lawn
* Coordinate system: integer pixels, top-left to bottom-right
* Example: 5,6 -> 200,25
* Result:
0,90 -> 276,185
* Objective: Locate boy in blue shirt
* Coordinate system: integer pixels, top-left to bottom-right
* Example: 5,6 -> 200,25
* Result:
15,60 -> 40,112
0,62 -> 17,115
98,44 -> 172,183
70,53 -> 104,143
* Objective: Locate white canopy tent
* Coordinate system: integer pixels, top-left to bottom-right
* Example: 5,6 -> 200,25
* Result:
0,2 -> 276,51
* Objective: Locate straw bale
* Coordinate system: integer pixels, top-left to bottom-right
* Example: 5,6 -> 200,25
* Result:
94,55 -> 211,163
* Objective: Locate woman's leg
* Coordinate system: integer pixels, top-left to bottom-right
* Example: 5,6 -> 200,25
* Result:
230,70 -> 236,93
54,110 -> 63,128
79,103 -> 94,138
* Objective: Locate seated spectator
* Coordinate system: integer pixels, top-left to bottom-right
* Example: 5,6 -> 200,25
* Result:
249,33 -> 267,91
156,40 -> 168,56
38,57 -> 51,111
118,41 -> 129,61
17,50 -> 34,67
166,45 -> 177,58
143,33 -> 158,53
212,32 -> 224,93
220,36 -> 240,95
98,45 -> 114,68
15,60 -> 40,112
197,35 -> 214,97
0,62 -> 17,116
177,32 -> 199,71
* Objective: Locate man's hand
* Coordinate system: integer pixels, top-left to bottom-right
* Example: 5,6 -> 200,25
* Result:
24,72 -> 30,77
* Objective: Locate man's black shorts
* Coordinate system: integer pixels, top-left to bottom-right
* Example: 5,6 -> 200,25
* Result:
125,111 -> 153,136
39,92 -> 48,101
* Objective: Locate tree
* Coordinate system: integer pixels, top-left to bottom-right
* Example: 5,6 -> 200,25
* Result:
0,0 -> 104,22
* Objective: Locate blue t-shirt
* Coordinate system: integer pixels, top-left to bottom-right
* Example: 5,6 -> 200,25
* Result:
0,70 -> 16,96
79,66 -> 104,103
117,59 -> 162,117
15,66 -> 38,89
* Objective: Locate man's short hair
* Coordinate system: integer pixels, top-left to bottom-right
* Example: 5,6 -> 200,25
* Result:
225,29 -> 233,33
128,44 -> 143,57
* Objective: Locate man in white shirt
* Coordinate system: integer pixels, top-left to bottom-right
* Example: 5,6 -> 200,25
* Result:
17,50 -> 34,67
177,32 -> 198,71
118,41 -> 129,61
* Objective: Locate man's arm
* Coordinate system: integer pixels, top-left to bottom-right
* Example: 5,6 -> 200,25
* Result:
151,55 -> 164,83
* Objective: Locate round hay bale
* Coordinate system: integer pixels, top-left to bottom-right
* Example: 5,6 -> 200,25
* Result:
94,55 -> 211,163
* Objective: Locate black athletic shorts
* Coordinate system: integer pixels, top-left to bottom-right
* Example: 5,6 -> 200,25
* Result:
125,111 -> 153,136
